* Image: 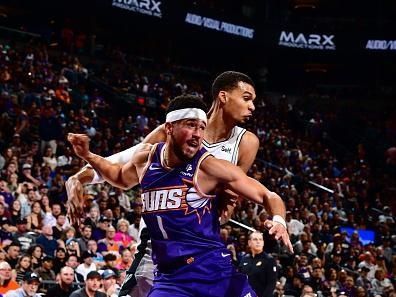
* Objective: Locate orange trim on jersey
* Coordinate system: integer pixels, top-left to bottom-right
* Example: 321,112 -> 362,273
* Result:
160,144 -> 173,171
139,143 -> 158,184
142,184 -> 188,192
193,152 -> 216,198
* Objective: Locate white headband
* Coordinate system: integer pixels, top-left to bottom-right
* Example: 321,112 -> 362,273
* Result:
166,108 -> 207,124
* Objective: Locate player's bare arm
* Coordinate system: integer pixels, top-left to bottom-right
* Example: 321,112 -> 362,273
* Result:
199,156 -> 293,253
67,133 -> 151,190
218,131 -> 259,221
65,125 -> 166,223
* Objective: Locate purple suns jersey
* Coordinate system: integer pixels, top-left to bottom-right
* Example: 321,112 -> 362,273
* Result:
139,142 -> 223,269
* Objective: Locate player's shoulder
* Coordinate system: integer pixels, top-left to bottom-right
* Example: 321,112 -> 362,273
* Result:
240,130 -> 259,147
133,143 -> 155,163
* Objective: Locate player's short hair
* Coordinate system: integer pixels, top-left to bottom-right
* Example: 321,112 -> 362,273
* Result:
211,71 -> 255,99
166,95 -> 208,114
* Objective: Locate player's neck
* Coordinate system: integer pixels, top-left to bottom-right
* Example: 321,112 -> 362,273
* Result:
163,144 -> 184,168
205,113 -> 236,143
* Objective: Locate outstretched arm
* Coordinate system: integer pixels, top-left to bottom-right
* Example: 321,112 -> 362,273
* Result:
65,125 -> 166,223
201,157 -> 293,253
67,133 -> 146,190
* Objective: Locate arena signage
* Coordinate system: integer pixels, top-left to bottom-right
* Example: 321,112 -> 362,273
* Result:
279,31 -> 336,50
185,13 -> 254,39
366,40 -> 396,50
112,0 -> 162,18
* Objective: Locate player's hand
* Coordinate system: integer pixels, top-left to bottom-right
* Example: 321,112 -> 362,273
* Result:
65,175 -> 85,226
264,219 -> 294,254
67,133 -> 91,160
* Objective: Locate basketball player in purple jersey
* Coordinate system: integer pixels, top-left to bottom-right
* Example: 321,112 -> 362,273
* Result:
68,95 -> 293,297
66,71 -> 260,296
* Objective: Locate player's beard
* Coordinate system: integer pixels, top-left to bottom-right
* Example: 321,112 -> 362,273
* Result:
171,134 -> 193,163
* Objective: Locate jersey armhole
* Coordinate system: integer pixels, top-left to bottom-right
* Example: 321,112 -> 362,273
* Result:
138,144 -> 158,184
193,152 -> 216,198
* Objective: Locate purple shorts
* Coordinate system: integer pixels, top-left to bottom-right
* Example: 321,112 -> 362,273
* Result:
148,248 -> 257,297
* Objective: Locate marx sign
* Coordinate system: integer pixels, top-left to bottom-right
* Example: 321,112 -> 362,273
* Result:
279,31 -> 336,50
112,0 -> 162,18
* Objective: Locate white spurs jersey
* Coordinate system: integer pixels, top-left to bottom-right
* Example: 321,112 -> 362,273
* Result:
202,126 -> 246,165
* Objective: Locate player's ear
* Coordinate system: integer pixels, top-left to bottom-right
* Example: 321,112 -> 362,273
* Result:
165,122 -> 173,135
218,91 -> 227,104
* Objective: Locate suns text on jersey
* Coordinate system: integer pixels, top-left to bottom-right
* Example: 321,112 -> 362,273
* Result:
141,186 -> 188,213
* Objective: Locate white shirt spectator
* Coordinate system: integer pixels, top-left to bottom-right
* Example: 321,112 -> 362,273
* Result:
75,262 -> 97,280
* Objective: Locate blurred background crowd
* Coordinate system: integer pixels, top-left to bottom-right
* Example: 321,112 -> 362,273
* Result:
0,0 -> 395,296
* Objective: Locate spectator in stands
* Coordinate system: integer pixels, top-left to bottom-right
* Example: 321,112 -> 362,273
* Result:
46,266 -> 77,297
92,216 -> 110,241
86,240 -> 104,268
27,245 -> 44,270
9,200 -> 22,226
115,249 -> 133,271
371,268 -> 394,297
76,225 -> 92,254
69,271 -> 105,297
0,261 -> 19,294
13,254 -> 32,283
53,248 -> 67,275
25,201 -> 43,234
4,272 -> 40,297
12,218 -> 35,253
5,242 -> 21,269
65,255 -> 84,285
300,285 -> 315,297
101,254 -> 117,271
101,269 -> 119,297
114,219 -> 133,248
97,226 -> 121,256
33,256 -> 56,286
36,225 -> 57,257
75,251 -> 96,280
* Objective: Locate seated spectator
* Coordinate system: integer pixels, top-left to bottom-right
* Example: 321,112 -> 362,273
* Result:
0,261 -> 19,294
86,240 -> 104,268
101,269 -> 120,297
36,225 -> 57,257
25,201 -> 43,234
75,251 -> 96,280
27,245 -> 44,270
97,226 -> 121,256
4,271 -> 40,297
8,200 -> 22,226
371,268 -> 394,297
69,271 -> 106,297
33,256 -> 56,291
114,219 -> 133,249
76,225 -> 92,254
115,248 -> 133,271
12,254 -> 32,284
65,255 -> 84,286
12,218 -> 36,253
46,266 -> 77,297
92,216 -> 110,241
53,247 -> 67,275
65,238 -> 80,259
5,242 -> 21,269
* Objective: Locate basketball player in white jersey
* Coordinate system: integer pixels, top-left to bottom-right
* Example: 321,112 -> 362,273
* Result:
66,71 -> 262,296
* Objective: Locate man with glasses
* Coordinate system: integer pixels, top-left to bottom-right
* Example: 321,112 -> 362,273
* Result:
0,261 -> 19,294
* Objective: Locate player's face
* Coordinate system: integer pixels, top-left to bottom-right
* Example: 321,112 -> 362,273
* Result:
171,119 -> 206,161
224,82 -> 256,123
